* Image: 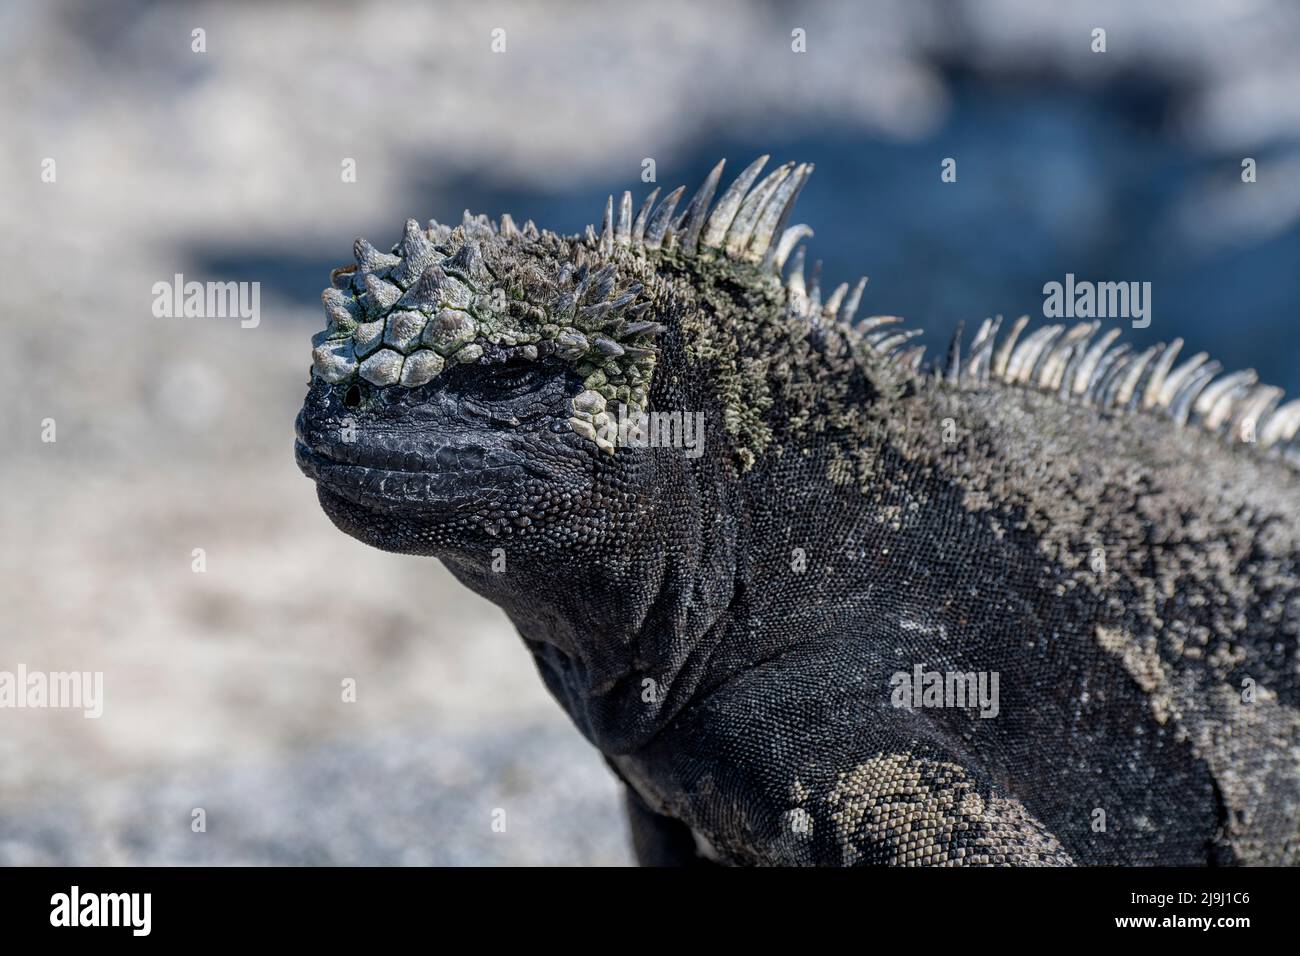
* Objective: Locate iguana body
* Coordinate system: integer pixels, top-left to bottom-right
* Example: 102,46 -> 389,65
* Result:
295,157 -> 1300,865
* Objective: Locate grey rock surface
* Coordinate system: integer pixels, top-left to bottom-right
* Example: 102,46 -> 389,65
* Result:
0,724 -> 630,866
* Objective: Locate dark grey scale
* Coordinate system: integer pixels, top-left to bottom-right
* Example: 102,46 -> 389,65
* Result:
1070,328 -> 1119,390
1229,386 -> 1283,443
699,155 -> 769,249
1170,362 -> 1223,426
1085,344 -> 1131,407
571,262 -> 591,293
1194,370 -> 1257,433
772,225 -> 813,272
445,239 -> 483,278
756,164 -> 812,268
595,266 -> 620,299
580,302 -> 612,324
725,163 -> 794,254
597,195 -> 613,252
1283,436 -> 1300,468
944,320 -> 964,385
863,322 -> 904,349
784,247 -> 808,299
615,192 -> 634,245
623,320 -> 664,338
1013,326 -> 1057,382
1158,354 -> 1208,409
990,316 -> 1029,380
1057,329 -> 1099,401
396,265 -> 445,312
363,273 -> 401,314
644,186 -> 685,249
1026,325 -> 1068,388
389,221 -> 435,289
1096,351 -> 1133,409
551,291 -> 576,318
1127,341 -> 1169,411
1103,347 -> 1154,410
838,279 -> 867,326
875,328 -> 923,355
675,160 -> 723,254
608,287 -> 641,311
1108,346 -> 1156,410
958,318 -> 988,386
894,345 -> 927,374
858,316 -> 902,337
1040,325 -> 1092,392
972,316 -> 1003,387
477,342 -> 512,363
998,326 -> 1041,383
807,261 -> 823,305
1260,398 -> 1300,449
353,237 -> 401,276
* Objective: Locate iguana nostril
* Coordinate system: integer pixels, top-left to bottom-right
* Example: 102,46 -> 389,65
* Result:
343,383 -> 362,409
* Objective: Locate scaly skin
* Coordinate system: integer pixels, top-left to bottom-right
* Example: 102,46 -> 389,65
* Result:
295,157 -> 1300,865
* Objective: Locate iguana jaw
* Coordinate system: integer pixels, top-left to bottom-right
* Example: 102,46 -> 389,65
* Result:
295,438 -> 553,513
297,431 -> 593,553
292,358 -> 622,554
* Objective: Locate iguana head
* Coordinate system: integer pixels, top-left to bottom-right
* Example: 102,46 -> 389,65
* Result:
293,210 -> 669,559
293,157 -> 894,744
294,157 -> 843,568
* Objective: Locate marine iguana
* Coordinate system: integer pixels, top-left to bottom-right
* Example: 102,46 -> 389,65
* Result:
294,156 -> 1300,866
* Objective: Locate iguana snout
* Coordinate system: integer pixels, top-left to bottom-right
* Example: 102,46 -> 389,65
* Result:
295,347 -> 605,550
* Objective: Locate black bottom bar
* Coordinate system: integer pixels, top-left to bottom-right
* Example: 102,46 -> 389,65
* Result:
0,866 -> 1284,941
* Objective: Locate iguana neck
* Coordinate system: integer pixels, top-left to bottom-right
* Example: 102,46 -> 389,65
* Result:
436,380 -> 941,754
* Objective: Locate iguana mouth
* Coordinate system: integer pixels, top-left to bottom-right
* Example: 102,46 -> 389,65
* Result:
294,436 -> 554,512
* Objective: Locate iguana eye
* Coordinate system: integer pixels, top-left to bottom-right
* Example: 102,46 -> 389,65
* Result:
489,363 -> 537,389
468,357 -> 546,398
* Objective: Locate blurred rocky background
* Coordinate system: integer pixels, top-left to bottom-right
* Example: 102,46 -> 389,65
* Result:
2,0 -> 1298,864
